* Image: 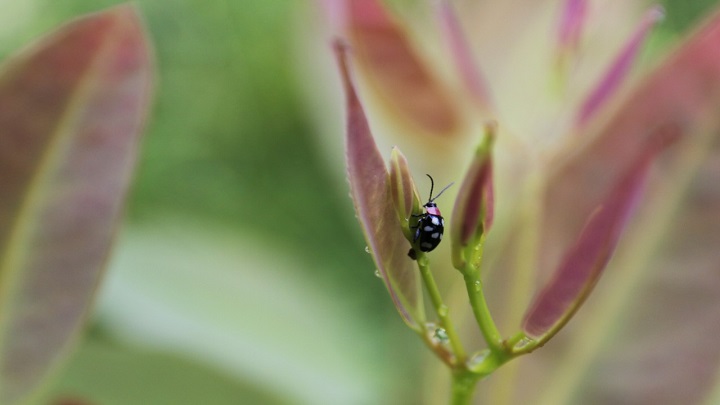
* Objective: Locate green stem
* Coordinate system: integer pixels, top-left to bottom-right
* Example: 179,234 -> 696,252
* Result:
417,254 -> 466,363
463,262 -> 503,351
450,370 -> 482,405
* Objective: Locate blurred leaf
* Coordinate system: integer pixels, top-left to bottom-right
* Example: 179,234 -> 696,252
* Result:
0,5 -> 152,403
539,6 -> 720,287
46,334 -> 287,405
343,0 -> 462,136
436,0 -> 493,110
335,41 -> 425,331
523,148 -> 660,342
570,137 -> 720,404
89,219 -> 404,405
509,7 -> 720,405
575,6 -> 663,127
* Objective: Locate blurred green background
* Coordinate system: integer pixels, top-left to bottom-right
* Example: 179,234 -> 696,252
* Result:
0,0 -> 717,404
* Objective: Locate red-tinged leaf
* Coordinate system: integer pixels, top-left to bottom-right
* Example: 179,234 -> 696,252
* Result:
576,5 -> 664,127
568,138 -> 720,404
539,7 -> 720,287
437,0 -> 493,110
523,149 -> 659,340
0,5 -> 152,403
344,0 -> 461,136
334,41 -> 424,330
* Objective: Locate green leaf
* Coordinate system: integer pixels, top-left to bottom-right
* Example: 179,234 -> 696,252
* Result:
0,5 -> 152,403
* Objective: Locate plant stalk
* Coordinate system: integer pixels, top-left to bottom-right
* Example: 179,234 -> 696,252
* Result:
417,254 -> 466,363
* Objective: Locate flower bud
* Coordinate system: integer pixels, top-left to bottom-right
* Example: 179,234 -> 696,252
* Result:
450,122 -> 496,268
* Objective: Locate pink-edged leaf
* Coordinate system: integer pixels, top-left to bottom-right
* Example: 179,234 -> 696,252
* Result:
436,0 -> 493,110
0,5 -> 152,403
343,0 -> 461,136
576,5 -> 664,127
523,147 -> 662,340
334,41 -> 424,331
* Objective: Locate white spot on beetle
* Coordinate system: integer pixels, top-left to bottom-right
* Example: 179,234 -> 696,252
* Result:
441,218 -> 445,226
421,242 -> 433,249
439,233 -> 443,240
431,216 -> 440,226
424,226 -> 434,232
431,233 -> 440,239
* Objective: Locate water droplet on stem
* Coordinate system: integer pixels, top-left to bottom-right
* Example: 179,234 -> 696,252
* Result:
513,336 -> 534,351
437,305 -> 449,317
467,349 -> 490,369
434,328 -> 449,343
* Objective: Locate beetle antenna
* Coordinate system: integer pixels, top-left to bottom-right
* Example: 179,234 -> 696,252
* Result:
430,182 -> 454,202
426,174 -> 454,202
426,174 -> 435,202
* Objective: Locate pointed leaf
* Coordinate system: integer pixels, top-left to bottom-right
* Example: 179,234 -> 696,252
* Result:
539,7 -> 720,287
334,41 -> 424,330
571,140 -> 720,403
523,145 -> 665,341
344,0 -> 461,136
0,5 -> 152,402
512,7 -> 720,404
576,5 -> 664,127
